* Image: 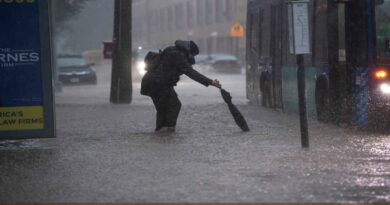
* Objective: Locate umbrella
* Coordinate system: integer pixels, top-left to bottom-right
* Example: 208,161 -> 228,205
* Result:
220,88 -> 250,132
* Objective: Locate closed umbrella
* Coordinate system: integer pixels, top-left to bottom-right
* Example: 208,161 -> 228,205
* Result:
220,88 -> 250,132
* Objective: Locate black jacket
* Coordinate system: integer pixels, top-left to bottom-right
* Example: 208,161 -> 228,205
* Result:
161,40 -> 213,87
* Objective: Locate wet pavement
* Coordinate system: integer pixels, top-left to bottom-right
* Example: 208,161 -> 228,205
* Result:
0,62 -> 389,203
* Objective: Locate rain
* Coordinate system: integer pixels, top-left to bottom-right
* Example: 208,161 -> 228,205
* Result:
0,0 -> 389,203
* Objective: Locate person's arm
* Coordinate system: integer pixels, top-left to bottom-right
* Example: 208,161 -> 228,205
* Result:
185,66 -> 221,88
185,67 -> 212,86
176,53 -> 220,87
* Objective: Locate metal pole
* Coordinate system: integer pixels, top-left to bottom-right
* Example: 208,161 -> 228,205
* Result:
297,54 -> 309,148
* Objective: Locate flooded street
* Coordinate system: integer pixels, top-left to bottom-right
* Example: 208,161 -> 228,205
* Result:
0,62 -> 389,203
1,0 -> 390,203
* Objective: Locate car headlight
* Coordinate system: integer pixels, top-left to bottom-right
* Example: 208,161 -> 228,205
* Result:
136,61 -> 146,75
380,83 -> 390,94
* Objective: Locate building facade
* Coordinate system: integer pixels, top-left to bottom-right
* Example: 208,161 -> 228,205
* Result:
132,0 -> 247,60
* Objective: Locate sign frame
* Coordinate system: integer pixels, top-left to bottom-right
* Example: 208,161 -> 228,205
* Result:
0,0 -> 55,139
288,0 -> 311,55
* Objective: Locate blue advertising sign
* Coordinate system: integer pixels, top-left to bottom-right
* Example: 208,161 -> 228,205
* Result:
0,0 -> 55,139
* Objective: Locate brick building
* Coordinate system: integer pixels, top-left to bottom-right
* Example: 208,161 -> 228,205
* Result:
132,0 -> 247,60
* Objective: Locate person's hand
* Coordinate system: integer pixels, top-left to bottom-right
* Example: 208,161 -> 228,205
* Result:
211,79 -> 221,88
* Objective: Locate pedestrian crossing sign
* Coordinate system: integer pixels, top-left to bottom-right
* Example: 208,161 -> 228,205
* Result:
230,23 -> 244,37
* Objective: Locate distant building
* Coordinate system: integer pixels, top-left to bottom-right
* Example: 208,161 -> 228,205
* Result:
132,0 -> 247,60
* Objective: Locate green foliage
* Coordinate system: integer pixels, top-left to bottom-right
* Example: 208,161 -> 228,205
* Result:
377,23 -> 390,42
53,0 -> 89,34
376,1 -> 390,47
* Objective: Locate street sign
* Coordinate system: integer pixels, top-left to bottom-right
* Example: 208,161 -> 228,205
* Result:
230,23 -> 244,37
288,1 -> 311,54
287,1 -> 311,148
0,0 -> 55,139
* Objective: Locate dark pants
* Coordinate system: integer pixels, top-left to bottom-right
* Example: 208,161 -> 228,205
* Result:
151,94 -> 182,131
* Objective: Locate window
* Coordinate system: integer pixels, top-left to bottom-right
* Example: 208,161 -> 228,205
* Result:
168,7 -> 173,30
149,11 -> 156,32
197,0 -> 205,26
225,0 -> 233,21
175,3 -> 185,29
160,9 -> 166,32
187,1 -> 195,28
153,10 -> 159,32
206,0 -> 214,25
216,0 -> 224,23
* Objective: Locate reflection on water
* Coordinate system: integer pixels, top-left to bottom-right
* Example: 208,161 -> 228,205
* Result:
363,138 -> 390,156
0,139 -> 56,150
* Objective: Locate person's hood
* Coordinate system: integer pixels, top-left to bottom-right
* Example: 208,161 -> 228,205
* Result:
174,40 -> 199,55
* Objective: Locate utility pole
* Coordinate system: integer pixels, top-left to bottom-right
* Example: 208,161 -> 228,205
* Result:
110,0 -> 132,104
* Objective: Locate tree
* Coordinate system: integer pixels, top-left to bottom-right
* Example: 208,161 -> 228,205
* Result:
51,0 -> 90,92
110,0 -> 132,104
52,0 -> 90,34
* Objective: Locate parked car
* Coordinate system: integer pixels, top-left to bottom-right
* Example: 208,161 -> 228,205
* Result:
57,55 -> 97,85
192,54 -> 213,72
195,54 -> 213,65
208,54 -> 242,73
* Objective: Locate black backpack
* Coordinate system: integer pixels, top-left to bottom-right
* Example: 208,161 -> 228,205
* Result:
140,50 -> 166,97
144,51 -> 161,72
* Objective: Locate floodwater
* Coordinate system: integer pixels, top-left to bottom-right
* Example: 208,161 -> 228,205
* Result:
0,62 -> 389,202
